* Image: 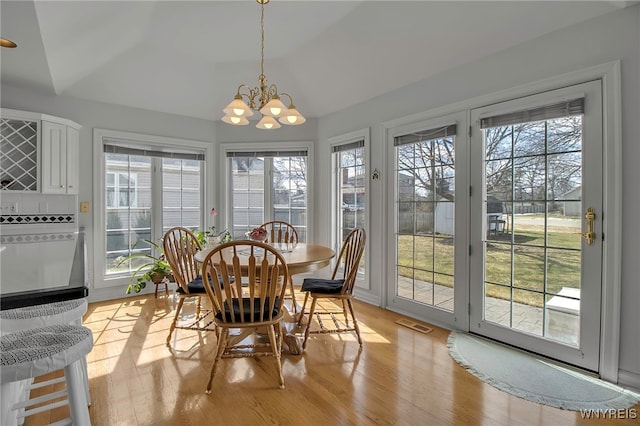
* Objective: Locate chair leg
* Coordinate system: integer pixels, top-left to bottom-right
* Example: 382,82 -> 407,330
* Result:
347,298 -> 363,347
206,328 -> 229,394
341,299 -> 350,327
288,277 -> 298,314
196,296 -> 202,319
166,297 -> 185,345
267,323 -> 285,389
302,297 -> 318,350
297,292 -> 310,327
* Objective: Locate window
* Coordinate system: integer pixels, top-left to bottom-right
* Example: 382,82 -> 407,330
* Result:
394,124 -> 457,311
226,149 -> 308,241
330,129 -> 369,289
333,141 -> 365,254
106,171 -> 138,207
94,129 -> 209,287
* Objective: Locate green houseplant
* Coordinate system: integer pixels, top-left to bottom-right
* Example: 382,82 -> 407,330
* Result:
116,239 -> 172,294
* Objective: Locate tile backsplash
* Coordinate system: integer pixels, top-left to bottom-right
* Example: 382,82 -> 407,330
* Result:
0,192 -> 78,234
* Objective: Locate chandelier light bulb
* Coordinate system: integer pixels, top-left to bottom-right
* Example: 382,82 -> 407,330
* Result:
278,106 -> 306,125
256,115 -> 281,129
221,114 -> 249,125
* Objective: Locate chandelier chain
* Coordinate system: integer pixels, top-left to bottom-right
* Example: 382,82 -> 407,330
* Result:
260,1 -> 265,78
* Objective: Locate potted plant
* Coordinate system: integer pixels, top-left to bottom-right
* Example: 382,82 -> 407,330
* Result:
116,239 -> 172,294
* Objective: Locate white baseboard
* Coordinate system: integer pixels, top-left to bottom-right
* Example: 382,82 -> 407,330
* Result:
618,369 -> 640,392
87,285 -> 156,303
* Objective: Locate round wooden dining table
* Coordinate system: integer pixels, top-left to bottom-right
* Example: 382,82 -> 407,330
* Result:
193,242 -> 335,276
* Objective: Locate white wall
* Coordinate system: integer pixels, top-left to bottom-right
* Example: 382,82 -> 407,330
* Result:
316,6 -> 639,384
0,84 -> 217,301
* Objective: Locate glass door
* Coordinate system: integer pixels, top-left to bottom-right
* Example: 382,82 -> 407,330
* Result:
387,112 -> 468,325
469,81 -> 603,371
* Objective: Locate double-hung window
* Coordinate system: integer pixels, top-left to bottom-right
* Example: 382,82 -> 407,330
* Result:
94,129 -> 210,288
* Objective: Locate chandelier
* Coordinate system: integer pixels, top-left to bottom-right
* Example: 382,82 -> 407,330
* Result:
222,0 -> 305,129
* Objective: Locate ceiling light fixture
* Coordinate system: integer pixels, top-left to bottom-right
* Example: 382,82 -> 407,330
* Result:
0,38 -> 17,48
222,0 -> 305,129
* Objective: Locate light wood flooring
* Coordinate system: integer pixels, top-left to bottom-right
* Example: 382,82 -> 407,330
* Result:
24,293 -> 639,425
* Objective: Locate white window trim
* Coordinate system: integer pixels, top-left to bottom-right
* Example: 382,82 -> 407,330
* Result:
219,141 -> 314,243
92,128 -> 214,290
381,61 -> 621,382
329,128 -> 370,291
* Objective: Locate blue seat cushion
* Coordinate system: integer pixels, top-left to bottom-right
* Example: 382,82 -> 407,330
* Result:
177,275 -> 234,294
215,297 -> 280,322
301,278 -> 345,294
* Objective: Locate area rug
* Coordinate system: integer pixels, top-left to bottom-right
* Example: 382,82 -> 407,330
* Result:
447,331 -> 640,411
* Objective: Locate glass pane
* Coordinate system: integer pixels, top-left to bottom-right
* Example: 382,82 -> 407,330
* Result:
485,242 -> 511,286
548,116 -> 582,154
414,269 -> 433,305
513,289 -> 543,336
484,283 -> 511,327
485,126 -> 512,160
485,159 -> 512,199
434,273 -> 454,310
545,288 -> 580,345
546,248 -> 581,293
547,207 -> 581,249
397,266 -> 414,299
513,122 -> 545,157
513,156 -> 545,202
547,152 -> 582,200
434,237 -> 454,275
414,236 -> 433,271
513,246 -> 545,292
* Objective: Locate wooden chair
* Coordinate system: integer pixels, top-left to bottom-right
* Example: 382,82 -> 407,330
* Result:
163,227 -> 215,346
201,240 -> 290,393
260,220 -> 299,313
260,220 -> 299,245
298,228 -> 366,350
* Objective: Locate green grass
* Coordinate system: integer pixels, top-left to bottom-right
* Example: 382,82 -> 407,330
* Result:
397,225 -> 581,308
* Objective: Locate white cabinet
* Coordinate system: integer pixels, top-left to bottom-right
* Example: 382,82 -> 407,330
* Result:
41,120 -> 80,195
0,109 -> 81,195
1,111 -> 39,191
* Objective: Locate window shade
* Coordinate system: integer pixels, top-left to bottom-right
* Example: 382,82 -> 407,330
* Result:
480,98 -> 584,129
394,124 -> 456,147
226,150 -> 308,158
103,139 -> 204,161
332,140 -> 364,153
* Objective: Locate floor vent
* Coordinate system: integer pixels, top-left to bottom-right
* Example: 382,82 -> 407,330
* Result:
395,318 -> 433,334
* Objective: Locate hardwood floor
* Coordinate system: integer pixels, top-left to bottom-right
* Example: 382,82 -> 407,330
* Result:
24,293 -> 639,425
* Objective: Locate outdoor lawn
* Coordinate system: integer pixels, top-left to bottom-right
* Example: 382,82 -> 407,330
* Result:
397,214 -> 582,307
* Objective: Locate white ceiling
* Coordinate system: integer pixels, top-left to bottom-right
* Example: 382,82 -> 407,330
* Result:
1,1 -> 634,121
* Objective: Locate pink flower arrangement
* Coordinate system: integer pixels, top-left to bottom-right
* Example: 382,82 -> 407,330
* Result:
249,226 -> 268,242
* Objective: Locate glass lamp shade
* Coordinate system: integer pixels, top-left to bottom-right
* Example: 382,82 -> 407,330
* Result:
223,97 -> 254,117
259,97 -> 287,117
256,115 -> 281,129
278,107 -> 306,125
221,114 -> 250,125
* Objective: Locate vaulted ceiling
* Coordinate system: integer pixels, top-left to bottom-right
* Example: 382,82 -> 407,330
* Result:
1,1 -> 634,121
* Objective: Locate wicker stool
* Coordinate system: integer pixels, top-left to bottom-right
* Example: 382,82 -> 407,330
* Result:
0,299 -> 91,426
1,324 -> 93,426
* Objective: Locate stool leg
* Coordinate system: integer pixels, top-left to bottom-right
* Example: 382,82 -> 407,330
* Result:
64,360 -> 91,425
81,356 -> 91,406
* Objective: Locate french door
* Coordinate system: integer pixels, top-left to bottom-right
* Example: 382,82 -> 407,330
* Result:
469,81 -> 603,371
387,111 -> 468,326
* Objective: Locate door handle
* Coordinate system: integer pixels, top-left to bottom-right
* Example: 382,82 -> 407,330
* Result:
582,207 -> 596,245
